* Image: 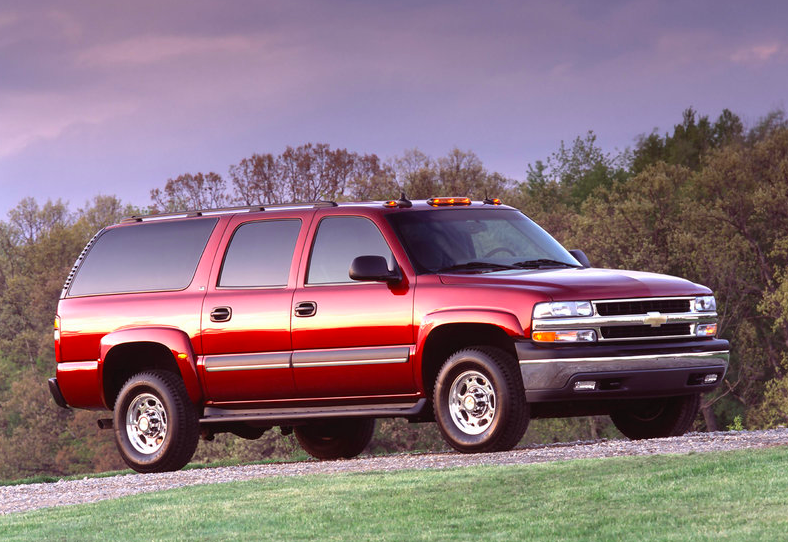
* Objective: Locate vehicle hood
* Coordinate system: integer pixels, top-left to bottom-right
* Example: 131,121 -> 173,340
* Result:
438,267 -> 710,300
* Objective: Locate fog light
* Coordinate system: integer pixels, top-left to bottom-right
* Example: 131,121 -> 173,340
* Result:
574,381 -> 597,391
703,374 -> 719,384
696,323 -> 717,337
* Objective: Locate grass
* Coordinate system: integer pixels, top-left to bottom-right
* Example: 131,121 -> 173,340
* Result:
2,447 -> 788,541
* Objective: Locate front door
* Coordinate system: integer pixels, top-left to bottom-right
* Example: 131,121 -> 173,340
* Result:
291,214 -> 416,398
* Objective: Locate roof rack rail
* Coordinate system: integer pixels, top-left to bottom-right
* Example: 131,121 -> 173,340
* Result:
121,201 -> 337,223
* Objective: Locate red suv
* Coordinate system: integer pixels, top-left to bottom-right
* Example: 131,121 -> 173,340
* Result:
49,198 -> 729,472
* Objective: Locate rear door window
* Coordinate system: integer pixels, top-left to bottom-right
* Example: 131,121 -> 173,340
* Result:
219,219 -> 301,288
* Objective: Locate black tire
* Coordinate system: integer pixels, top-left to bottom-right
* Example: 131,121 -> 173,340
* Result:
433,346 -> 529,453
113,370 -> 199,473
295,418 -> 375,460
610,394 -> 701,440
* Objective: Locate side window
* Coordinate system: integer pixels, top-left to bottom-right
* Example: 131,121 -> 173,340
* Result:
307,216 -> 393,284
68,218 -> 218,296
219,219 -> 301,288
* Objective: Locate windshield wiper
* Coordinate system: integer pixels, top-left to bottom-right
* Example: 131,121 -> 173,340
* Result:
513,259 -> 581,269
437,261 -> 520,273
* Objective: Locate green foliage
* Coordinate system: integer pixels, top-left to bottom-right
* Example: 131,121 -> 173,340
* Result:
631,107 -> 745,174
728,415 -> 744,431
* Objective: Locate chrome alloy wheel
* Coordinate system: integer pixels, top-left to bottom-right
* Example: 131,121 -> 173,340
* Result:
448,370 -> 497,435
126,393 -> 168,455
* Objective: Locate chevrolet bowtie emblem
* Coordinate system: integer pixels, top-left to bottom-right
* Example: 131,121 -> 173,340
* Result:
644,312 -> 668,327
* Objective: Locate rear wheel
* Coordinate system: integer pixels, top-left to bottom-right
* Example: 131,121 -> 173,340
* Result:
433,346 -> 528,453
113,370 -> 199,473
295,418 -> 375,460
610,394 -> 700,440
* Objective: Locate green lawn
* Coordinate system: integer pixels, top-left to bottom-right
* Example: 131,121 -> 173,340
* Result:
2,447 -> 787,541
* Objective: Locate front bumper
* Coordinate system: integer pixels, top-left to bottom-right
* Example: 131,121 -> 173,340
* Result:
516,339 -> 729,402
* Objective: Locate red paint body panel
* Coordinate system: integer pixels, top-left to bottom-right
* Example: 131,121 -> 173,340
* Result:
438,268 -> 711,301
57,361 -> 102,409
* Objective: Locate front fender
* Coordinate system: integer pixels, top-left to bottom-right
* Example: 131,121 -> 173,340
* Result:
418,308 -> 525,345
415,308 -> 525,377
99,326 -> 202,404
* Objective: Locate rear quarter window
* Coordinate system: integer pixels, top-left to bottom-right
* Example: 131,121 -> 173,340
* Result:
67,218 -> 218,296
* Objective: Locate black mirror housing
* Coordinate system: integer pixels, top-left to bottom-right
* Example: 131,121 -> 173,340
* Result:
569,249 -> 591,268
349,255 -> 401,283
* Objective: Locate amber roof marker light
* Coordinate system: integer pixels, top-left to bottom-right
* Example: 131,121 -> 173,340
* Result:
427,197 -> 472,207
383,193 -> 413,208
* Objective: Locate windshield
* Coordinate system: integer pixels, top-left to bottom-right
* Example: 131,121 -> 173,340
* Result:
387,208 -> 579,274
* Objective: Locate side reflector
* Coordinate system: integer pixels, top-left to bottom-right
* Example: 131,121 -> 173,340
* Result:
428,197 -> 472,206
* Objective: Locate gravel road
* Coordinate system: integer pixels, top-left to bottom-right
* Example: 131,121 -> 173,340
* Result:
3,428 -> 787,516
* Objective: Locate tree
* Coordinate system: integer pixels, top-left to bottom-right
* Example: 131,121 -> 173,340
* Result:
632,107 -> 745,174
150,172 -> 228,212
279,143 -> 355,202
229,153 -> 282,205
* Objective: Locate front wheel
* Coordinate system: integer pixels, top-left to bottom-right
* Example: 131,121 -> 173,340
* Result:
610,394 -> 700,440
295,418 -> 375,460
113,370 -> 199,473
433,346 -> 529,453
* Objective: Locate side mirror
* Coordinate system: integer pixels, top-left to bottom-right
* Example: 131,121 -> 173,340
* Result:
349,255 -> 401,283
569,249 -> 591,268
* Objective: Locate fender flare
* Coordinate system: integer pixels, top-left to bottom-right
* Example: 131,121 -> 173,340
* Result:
415,308 -> 525,384
99,326 -> 202,405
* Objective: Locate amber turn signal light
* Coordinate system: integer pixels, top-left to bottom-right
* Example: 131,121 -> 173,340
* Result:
428,197 -> 472,207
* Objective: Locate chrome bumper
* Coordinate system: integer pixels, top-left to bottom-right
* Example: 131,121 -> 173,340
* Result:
515,339 -> 729,401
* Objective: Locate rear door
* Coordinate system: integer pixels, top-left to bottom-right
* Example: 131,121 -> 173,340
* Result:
201,212 -> 310,402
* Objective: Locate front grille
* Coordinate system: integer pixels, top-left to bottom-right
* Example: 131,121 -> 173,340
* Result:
601,324 -> 691,339
596,299 -> 691,316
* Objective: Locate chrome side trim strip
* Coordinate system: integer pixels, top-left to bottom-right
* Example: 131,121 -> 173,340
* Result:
519,350 -> 730,365
292,346 -> 410,368
205,346 -> 412,372
205,352 -> 292,372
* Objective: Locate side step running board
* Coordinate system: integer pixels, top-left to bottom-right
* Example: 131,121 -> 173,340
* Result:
200,398 -> 427,424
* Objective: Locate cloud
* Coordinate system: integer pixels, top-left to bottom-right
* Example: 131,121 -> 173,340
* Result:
76,34 -> 264,67
0,91 -> 134,158
730,43 -> 782,64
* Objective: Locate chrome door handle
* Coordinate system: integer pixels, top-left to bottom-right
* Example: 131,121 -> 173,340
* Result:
210,307 -> 232,322
294,301 -> 317,317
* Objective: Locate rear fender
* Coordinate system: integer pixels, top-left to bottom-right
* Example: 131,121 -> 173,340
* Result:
99,327 -> 202,405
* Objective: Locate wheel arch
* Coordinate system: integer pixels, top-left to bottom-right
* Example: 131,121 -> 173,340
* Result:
417,310 -> 523,400
100,327 -> 202,409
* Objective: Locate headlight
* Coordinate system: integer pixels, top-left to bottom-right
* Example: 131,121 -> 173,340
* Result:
693,295 -> 717,312
533,301 -> 593,318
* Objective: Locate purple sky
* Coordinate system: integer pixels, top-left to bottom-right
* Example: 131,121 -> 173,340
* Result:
1,0 -> 786,217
